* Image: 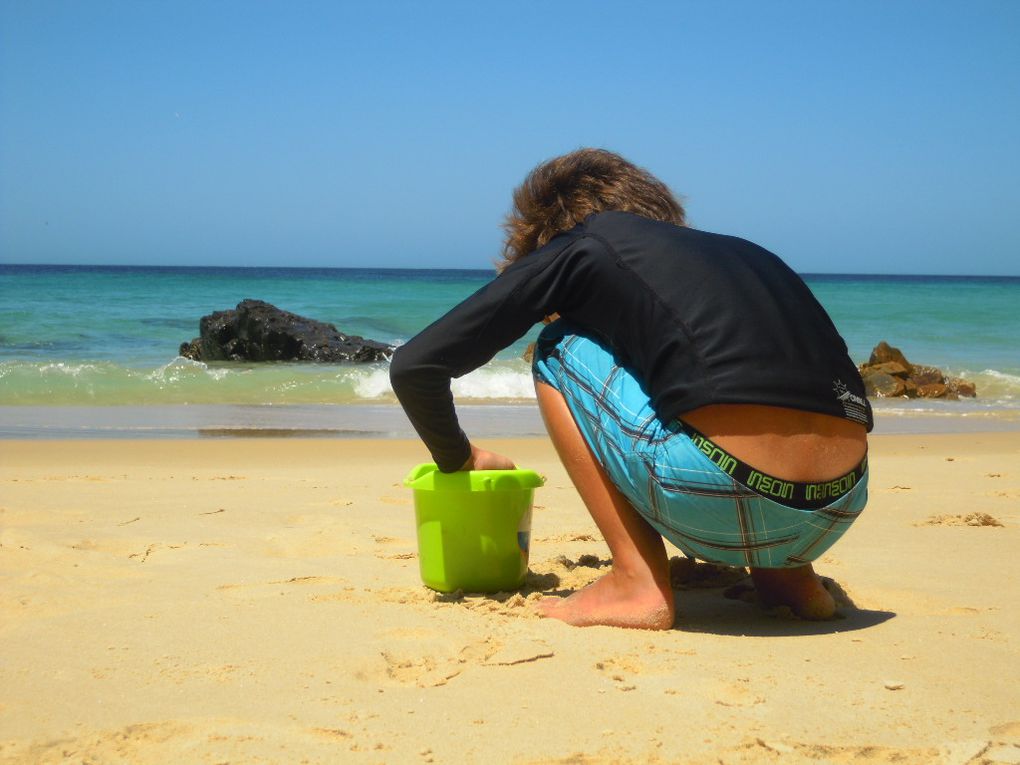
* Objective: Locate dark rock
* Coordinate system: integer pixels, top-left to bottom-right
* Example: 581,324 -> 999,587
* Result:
862,370 -> 906,398
179,339 -> 203,360
180,300 -> 394,363
868,341 -> 913,373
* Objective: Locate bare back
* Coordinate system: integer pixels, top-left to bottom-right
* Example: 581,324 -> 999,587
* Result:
681,404 -> 867,483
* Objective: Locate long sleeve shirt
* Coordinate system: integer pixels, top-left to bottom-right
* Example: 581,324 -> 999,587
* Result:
390,211 -> 872,471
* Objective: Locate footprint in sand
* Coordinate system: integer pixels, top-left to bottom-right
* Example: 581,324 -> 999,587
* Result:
918,513 -> 1004,527
379,653 -> 458,688
370,633 -> 553,688
710,678 -> 765,707
595,655 -> 643,690
989,721 -> 1020,744
377,637 -> 501,687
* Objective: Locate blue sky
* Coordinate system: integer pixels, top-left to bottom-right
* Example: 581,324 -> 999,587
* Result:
1,1 -> 1018,275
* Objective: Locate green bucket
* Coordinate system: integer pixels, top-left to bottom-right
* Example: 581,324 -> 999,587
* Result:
404,463 -> 545,593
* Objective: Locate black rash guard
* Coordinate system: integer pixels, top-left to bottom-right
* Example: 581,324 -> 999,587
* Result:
390,211 -> 873,472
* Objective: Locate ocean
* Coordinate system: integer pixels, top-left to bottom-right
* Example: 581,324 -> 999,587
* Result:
1,265 -> 1018,437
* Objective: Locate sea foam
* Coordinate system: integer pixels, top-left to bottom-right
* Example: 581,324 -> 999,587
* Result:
2,356 -> 1018,410
0,358 -> 539,406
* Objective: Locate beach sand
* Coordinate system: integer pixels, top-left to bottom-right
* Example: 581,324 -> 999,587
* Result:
1,433 -> 1019,764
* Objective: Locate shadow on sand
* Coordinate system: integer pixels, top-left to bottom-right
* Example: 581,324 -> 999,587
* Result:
673,587 -> 896,637
436,556 -> 896,636
516,556 -> 897,636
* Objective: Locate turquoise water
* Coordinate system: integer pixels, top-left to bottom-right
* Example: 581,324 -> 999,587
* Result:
1,265 -> 1018,419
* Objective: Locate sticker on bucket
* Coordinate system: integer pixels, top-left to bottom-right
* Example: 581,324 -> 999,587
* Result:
517,530 -> 530,555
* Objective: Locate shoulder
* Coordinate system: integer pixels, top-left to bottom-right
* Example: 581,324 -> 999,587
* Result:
582,211 -> 709,252
584,211 -> 758,245
500,224 -> 612,278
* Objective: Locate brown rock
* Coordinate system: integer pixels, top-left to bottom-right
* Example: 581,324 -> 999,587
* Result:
863,370 -> 906,398
909,364 -> 945,386
868,341 -> 913,373
860,343 -> 978,402
916,383 -> 952,399
863,361 -> 910,378
947,378 -> 977,397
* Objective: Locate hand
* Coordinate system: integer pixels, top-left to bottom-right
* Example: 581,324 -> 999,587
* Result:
460,444 -> 516,471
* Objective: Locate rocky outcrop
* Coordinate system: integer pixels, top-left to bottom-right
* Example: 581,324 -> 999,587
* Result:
179,300 -> 394,363
859,341 -> 976,400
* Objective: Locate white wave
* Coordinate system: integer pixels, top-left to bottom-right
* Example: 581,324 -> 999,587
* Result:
351,367 -> 395,399
347,363 -> 536,401
452,367 -> 536,400
957,368 -> 1020,405
978,369 -> 1020,384
146,356 -> 233,384
36,362 -> 104,377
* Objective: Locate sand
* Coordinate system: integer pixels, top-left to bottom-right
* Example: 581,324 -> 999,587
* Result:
1,432 -> 1019,764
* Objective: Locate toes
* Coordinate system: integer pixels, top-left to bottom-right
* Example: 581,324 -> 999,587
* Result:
534,595 -> 564,618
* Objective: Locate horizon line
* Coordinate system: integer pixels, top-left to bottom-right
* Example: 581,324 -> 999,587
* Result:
1,262 -> 1019,280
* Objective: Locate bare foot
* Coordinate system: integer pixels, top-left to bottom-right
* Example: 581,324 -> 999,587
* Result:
750,564 -> 836,620
536,569 -> 675,630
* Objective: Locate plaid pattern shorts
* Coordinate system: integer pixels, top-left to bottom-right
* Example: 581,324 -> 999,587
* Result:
532,321 -> 869,569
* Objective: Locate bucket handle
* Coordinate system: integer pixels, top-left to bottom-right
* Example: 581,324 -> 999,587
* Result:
403,462 -> 437,487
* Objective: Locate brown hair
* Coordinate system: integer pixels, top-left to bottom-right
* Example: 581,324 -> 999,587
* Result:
499,148 -> 685,270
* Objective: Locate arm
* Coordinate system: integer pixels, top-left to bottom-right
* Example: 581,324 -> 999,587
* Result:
389,241 -> 577,471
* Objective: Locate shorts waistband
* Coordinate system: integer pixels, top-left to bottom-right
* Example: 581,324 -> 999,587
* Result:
676,420 -> 868,510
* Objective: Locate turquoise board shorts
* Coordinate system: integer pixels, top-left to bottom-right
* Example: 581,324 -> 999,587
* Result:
531,321 -> 868,569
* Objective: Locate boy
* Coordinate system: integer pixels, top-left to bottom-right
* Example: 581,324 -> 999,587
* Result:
390,149 -> 870,630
